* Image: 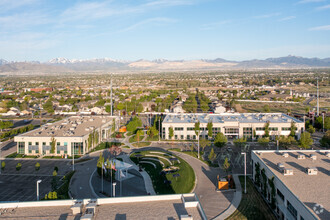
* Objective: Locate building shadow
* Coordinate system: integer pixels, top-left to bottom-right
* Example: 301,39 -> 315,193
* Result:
304,202 -> 329,220
59,213 -> 68,220
286,161 -> 306,172
316,166 -> 330,176
262,158 -> 279,171
173,203 -> 188,217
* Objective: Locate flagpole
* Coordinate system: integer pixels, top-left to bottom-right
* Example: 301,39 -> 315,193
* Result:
101,163 -> 104,193
120,170 -> 122,197
110,159 -> 113,197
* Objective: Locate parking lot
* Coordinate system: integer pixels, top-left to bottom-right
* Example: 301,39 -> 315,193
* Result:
0,159 -> 72,201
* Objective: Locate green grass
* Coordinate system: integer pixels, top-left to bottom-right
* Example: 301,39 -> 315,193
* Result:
129,135 -> 145,143
126,131 -> 134,136
145,136 -> 159,141
132,142 -> 151,148
169,148 -> 219,167
90,142 -> 124,152
6,153 -> 24,158
56,171 -> 75,199
226,176 -> 276,220
130,150 -> 195,194
121,145 -> 130,149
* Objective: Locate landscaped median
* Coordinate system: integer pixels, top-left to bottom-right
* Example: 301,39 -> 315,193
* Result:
130,150 -> 195,194
169,148 -> 219,167
226,176 -> 276,220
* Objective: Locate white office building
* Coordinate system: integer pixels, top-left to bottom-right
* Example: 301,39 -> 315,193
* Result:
251,150 -> 330,220
14,115 -> 119,156
161,113 -> 305,140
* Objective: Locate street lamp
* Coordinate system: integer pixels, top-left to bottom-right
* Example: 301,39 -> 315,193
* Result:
241,152 -> 247,194
0,141 -> 2,175
37,180 -> 42,201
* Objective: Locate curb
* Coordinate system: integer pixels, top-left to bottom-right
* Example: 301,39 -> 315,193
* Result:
89,168 -> 99,199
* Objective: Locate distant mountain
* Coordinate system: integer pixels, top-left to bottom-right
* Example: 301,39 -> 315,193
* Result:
0,55 -> 329,74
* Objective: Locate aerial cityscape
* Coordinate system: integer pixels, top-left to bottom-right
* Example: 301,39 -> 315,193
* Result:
0,0 -> 329,220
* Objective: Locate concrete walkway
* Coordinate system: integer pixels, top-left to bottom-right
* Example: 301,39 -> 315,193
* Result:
120,154 -> 156,195
172,152 -> 235,220
213,174 -> 242,220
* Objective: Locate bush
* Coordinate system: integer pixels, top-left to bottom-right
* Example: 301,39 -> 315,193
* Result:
35,162 -> 40,171
16,163 -> 22,171
54,166 -> 59,172
1,161 -> 5,170
214,132 -> 227,148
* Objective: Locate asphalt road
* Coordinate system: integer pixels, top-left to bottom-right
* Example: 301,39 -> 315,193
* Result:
0,139 -> 16,157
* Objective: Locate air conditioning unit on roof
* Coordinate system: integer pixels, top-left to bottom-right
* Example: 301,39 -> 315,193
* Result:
283,168 -> 293,176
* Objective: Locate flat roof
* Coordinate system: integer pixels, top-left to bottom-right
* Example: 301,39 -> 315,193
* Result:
163,113 -> 303,124
254,150 -> 330,220
0,195 -> 203,219
18,115 -> 117,138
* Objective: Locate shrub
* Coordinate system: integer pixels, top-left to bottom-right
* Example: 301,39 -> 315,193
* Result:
1,161 -> 5,170
54,166 -> 59,172
16,163 -> 22,171
214,132 -> 227,148
35,162 -> 40,171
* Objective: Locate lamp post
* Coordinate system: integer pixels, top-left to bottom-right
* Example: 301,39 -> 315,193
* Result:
241,152 -> 247,194
112,182 -> 116,197
37,180 -> 42,201
158,116 -> 160,142
0,141 -> 2,175
72,146 -> 75,172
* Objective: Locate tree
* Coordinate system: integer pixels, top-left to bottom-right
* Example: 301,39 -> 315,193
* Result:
169,127 -> 174,140
276,136 -> 296,149
1,161 -> 5,170
258,137 -> 270,147
136,129 -> 144,142
207,121 -> 213,139
126,116 -> 142,133
320,131 -> 330,149
264,122 -> 270,138
43,100 -> 54,113
299,132 -> 313,149
97,153 -> 105,176
0,121 -> 13,132
263,105 -> 270,113
116,102 -> 125,111
199,138 -> 210,152
208,148 -> 216,162
289,121 -> 297,137
233,137 -> 247,148
147,126 -> 158,138
35,162 -> 40,171
307,125 -> 315,134
222,157 -> 230,175
194,121 -> 200,138
50,137 -> 56,154
214,132 -> 227,148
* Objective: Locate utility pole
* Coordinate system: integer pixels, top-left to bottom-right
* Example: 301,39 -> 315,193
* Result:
110,73 -> 113,116
317,77 -> 319,116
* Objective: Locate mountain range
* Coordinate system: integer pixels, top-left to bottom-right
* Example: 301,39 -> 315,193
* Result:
0,55 -> 329,74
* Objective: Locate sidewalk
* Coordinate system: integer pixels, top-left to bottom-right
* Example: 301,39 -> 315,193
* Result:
120,154 -> 156,195
213,174 -> 242,220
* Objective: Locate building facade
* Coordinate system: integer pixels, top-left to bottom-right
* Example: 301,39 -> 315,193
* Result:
251,150 -> 330,220
14,115 -> 119,156
161,113 -> 305,140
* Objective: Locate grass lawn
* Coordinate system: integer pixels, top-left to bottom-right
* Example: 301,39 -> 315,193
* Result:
226,176 -> 276,220
121,145 -> 130,149
238,101 -> 306,114
169,148 -> 219,167
90,142 -> 123,152
130,150 -> 195,194
145,135 -> 159,141
6,153 -> 39,158
129,135 -> 145,143
132,142 -> 151,148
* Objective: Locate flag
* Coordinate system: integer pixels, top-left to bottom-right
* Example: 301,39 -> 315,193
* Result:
120,170 -> 126,178
111,161 -> 117,171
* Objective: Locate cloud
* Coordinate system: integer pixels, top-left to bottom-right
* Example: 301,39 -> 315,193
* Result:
309,25 -> 330,31
0,0 -> 38,13
201,20 -> 231,30
118,17 -> 177,32
254,12 -> 281,19
297,0 -> 325,4
316,4 -> 330,10
278,16 -> 296,21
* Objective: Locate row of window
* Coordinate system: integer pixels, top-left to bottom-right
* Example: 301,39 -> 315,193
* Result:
19,142 -> 83,154
28,142 -> 68,146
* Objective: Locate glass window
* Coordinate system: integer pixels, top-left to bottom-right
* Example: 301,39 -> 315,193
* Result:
64,142 -> 68,146
187,135 -> 190,140
36,149 -> 39,153
57,142 -> 60,146
281,127 -> 290,131
256,127 -> 265,131
277,189 -> 284,201
181,135 -> 184,139
174,135 -> 178,140
287,200 -> 297,219
270,127 -> 278,131
175,127 -> 183,131
187,127 -> 194,131
42,142 -> 46,146
28,142 -> 32,146
18,142 -> 25,154
225,128 -> 239,134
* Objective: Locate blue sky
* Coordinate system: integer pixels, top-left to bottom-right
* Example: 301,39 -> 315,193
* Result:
0,0 -> 330,61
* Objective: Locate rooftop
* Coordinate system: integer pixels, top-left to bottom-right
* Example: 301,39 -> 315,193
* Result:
17,115 -> 117,138
254,150 -> 330,220
0,194 -> 204,220
163,113 -> 303,124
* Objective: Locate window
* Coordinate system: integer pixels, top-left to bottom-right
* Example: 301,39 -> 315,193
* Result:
225,128 -> 239,134
277,189 -> 284,201
212,127 -> 221,132
35,142 -> 39,146
243,127 -> 252,135
64,142 -> 68,146
175,127 -> 183,131
287,200 -> 297,219
42,142 -> 46,146
281,127 -> 290,131
193,135 -> 196,140
269,127 -> 278,131
18,142 -> 25,154
256,127 -> 265,131
36,149 -> 39,153
28,142 -> 32,146
29,149 -> 32,153
71,142 -> 83,154
187,127 -> 194,131
187,135 -> 190,140
181,135 -> 184,140
174,135 -> 178,140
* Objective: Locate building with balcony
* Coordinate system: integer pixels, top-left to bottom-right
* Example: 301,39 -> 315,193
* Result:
251,150 -> 330,220
161,113 -> 304,140
14,115 -> 119,156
